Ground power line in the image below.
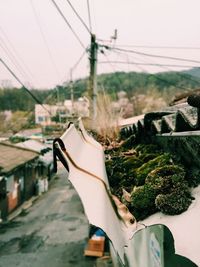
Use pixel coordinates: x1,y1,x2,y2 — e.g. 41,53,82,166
50,0,86,49
100,51,124,87
99,60,200,69
0,38,31,84
148,73,190,91
100,45,199,92
0,57,51,115
112,47,200,87
115,44,200,50
110,46,200,65
71,49,87,72
0,27,36,85
30,0,61,81
63,49,87,85
99,52,193,91
86,0,92,33
65,0,91,35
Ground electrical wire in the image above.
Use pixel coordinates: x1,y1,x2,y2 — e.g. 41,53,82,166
65,0,91,35
30,0,61,81
86,0,92,33
0,27,36,85
148,73,190,91
102,53,123,83
115,44,200,50
99,50,192,91
110,47,200,86
0,38,32,85
71,49,87,72
111,46,200,65
99,61,200,69
50,0,86,49
0,57,51,115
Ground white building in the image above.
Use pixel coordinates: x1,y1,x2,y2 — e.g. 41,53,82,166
35,98,89,126
35,104,57,125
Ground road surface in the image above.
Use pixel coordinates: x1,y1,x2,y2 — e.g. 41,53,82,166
0,163,96,267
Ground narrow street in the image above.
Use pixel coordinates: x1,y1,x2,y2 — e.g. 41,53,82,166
0,163,96,267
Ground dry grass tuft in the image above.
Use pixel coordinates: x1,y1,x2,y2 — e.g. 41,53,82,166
84,93,121,143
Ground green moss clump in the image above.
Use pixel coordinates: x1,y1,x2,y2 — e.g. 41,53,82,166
123,156,143,170
135,153,172,186
105,140,195,220
130,185,157,220
145,165,185,193
155,186,193,215
130,164,193,219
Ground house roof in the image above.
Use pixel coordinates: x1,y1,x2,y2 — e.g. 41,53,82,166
120,100,200,138
0,142,39,174
15,139,51,153
14,128,42,138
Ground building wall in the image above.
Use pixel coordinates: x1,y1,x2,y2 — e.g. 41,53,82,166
1,158,41,220
6,174,18,213
23,161,38,200
0,178,7,220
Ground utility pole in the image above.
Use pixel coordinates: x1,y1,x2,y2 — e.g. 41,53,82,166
56,86,61,123
70,68,74,116
88,34,98,124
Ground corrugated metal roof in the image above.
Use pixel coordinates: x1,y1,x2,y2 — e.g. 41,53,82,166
0,142,39,174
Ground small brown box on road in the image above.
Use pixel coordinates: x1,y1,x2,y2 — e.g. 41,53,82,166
84,237,105,257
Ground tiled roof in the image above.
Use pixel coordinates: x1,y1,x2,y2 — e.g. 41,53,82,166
0,143,39,174
120,97,200,139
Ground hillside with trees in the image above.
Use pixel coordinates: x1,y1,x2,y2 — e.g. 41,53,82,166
0,69,200,112
0,87,51,111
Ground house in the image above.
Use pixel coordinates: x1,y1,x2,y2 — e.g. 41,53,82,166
15,139,54,181
35,104,57,125
0,143,40,221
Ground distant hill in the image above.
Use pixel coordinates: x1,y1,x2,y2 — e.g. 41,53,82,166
66,70,200,99
183,67,200,79
1,70,200,111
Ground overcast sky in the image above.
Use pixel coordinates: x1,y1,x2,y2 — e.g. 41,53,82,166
0,0,200,89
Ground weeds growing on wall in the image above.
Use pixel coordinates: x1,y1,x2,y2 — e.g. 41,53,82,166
85,92,121,144
105,141,194,221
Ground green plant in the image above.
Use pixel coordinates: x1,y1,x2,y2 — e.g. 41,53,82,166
155,186,193,215
130,184,157,220
146,165,185,193
135,153,172,186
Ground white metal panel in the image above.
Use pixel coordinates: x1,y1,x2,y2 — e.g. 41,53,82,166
60,124,110,187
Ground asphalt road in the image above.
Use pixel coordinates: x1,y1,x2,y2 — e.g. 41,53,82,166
0,163,96,267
